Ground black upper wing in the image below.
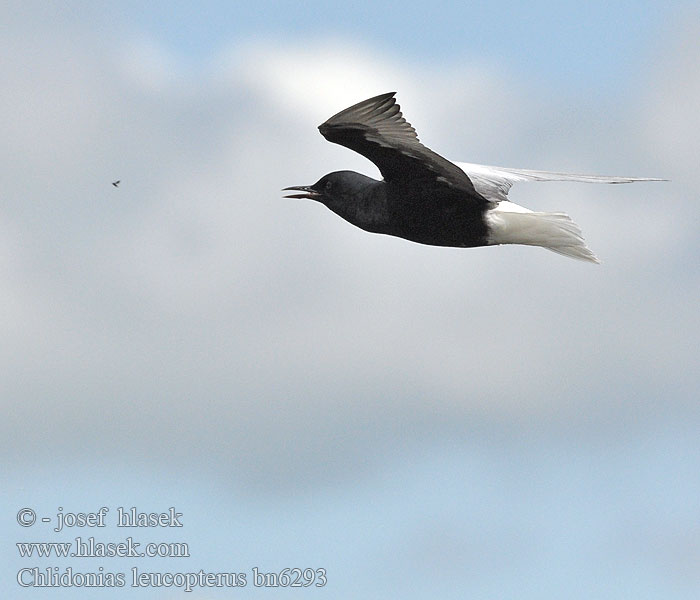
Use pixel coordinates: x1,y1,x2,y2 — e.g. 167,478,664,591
318,92,485,202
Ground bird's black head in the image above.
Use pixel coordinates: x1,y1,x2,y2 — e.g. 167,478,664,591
283,171,376,205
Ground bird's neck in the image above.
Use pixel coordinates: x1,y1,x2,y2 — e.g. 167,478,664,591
326,181,391,235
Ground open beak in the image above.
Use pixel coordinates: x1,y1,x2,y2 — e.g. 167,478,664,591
282,185,321,200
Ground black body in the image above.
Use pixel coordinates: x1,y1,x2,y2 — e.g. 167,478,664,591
284,92,493,248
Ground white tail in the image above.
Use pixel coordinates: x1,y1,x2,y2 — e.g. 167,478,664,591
485,202,599,263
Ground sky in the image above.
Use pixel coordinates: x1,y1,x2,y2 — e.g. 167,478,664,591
2,1,699,598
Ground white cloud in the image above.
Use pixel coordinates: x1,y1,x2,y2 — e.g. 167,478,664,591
0,27,697,489
642,13,700,177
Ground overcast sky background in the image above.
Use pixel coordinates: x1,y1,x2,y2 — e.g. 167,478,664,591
2,1,699,598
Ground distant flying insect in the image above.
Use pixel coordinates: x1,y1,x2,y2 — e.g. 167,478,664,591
112,180,120,187
284,92,664,263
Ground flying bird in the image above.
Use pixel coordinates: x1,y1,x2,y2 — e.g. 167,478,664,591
284,92,663,263
112,180,120,187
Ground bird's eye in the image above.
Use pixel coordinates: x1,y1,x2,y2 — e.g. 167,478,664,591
325,180,332,192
